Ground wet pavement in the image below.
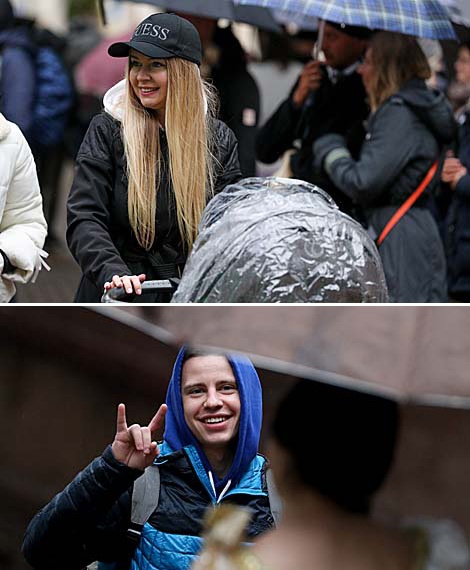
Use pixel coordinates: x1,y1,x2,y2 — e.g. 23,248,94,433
15,239,81,303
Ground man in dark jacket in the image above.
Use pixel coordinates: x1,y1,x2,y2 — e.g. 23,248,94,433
22,347,277,570
256,21,372,217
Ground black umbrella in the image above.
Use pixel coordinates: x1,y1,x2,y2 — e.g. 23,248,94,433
105,0,282,33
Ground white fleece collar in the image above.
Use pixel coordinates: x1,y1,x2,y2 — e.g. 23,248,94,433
103,79,126,122
0,113,12,140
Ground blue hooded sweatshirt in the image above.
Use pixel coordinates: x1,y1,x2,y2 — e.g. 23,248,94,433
163,345,263,493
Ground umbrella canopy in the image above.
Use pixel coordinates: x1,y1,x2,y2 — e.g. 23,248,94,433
110,0,282,33
439,0,470,26
234,0,457,39
156,305,470,407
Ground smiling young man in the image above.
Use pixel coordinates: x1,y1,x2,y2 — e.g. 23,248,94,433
22,347,276,570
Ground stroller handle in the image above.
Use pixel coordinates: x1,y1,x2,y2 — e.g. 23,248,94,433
100,278,180,304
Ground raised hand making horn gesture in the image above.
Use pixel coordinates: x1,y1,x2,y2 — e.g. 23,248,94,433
112,403,167,470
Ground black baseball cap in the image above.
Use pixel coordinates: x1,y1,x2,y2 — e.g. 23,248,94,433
108,12,202,66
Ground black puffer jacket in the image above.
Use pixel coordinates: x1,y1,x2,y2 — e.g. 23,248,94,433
66,108,242,303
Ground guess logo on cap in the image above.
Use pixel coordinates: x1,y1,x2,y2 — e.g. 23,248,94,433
133,22,171,41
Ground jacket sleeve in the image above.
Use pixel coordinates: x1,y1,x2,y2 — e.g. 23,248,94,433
66,113,132,290
213,121,243,195
0,123,47,284
313,104,424,207
1,47,36,141
22,446,142,570
455,172,470,200
255,90,303,165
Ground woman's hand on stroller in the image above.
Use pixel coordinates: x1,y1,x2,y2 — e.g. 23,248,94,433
111,403,168,470
103,273,146,296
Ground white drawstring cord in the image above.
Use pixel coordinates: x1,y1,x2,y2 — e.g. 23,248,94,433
208,471,232,504
208,471,217,499
217,479,232,504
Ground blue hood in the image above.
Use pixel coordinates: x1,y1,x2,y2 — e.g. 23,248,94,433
163,346,263,491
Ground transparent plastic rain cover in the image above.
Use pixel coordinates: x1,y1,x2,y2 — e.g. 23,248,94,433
172,177,389,303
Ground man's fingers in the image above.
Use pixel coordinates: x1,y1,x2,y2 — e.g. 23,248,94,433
129,424,144,451
141,426,152,453
148,403,168,433
116,403,128,433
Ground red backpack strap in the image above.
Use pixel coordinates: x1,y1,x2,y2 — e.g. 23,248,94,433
376,160,438,247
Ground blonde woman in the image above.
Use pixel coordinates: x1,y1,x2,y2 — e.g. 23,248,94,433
66,13,242,302
314,32,456,302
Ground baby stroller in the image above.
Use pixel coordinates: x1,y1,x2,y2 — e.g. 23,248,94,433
171,177,388,303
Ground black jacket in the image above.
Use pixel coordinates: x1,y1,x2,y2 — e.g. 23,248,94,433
255,66,368,216
66,111,242,302
210,26,260,178
445,109,470,298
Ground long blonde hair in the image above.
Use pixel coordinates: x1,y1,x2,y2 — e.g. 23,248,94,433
122,57,217,251
367,32,431,112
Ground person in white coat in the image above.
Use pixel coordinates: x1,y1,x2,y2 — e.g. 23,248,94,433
0,112,48,302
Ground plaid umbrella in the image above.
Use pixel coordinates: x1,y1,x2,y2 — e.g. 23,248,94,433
233,0,457,39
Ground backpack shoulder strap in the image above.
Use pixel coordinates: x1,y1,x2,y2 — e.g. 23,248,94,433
86,467,161,570
127,464,160,542
266,467,283,526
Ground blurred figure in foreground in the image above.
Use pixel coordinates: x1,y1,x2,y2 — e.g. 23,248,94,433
192,379,470,570
441,40,470,302
0,113,48,302
314,32,455,302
